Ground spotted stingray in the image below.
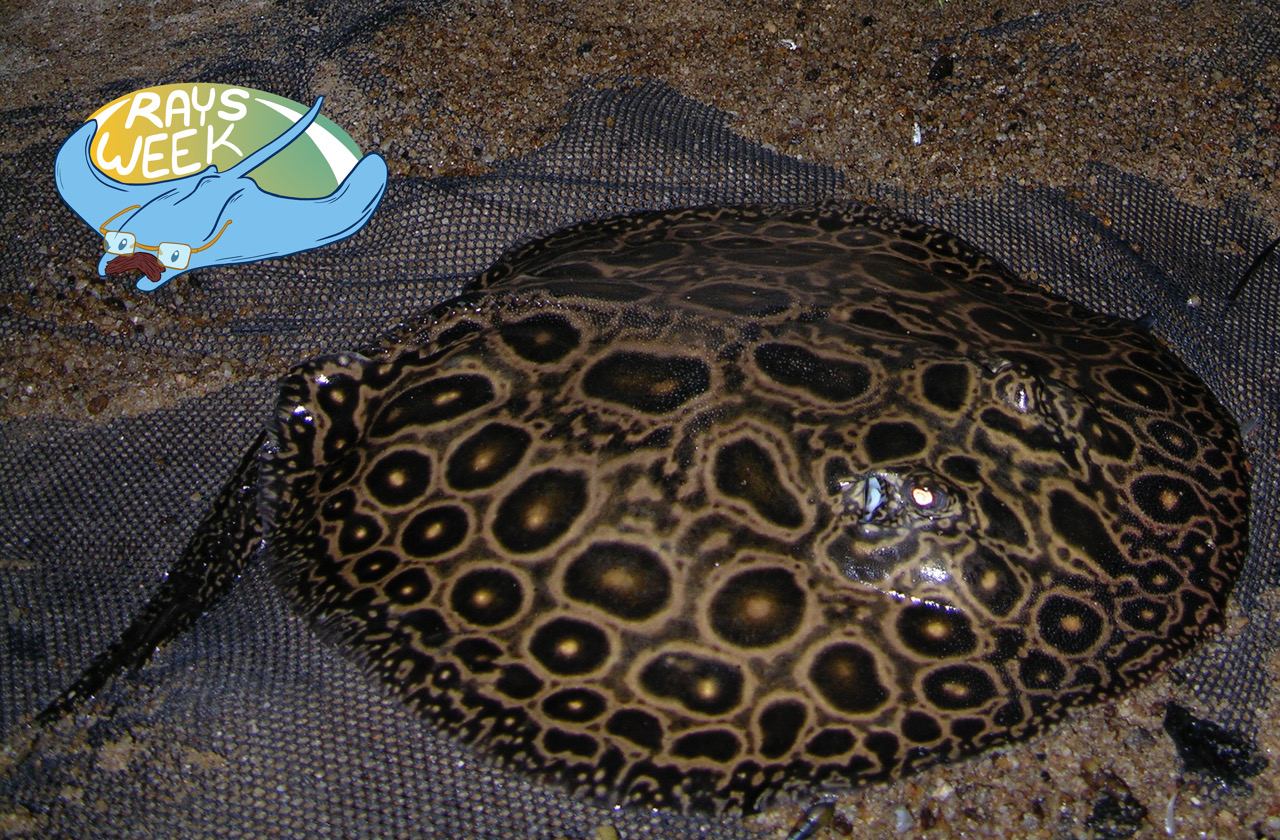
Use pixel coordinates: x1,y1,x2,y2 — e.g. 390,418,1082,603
39,201,1248,815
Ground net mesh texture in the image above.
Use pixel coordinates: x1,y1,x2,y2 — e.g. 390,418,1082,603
1,1,1277,838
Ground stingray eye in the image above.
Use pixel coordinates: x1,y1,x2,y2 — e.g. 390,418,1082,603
104,231,135,255
860,475,887,520
909,483,947,512
1008,383,1032,413
158,242,192,270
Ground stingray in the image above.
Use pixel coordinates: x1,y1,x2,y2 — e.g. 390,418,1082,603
24,201,1249,815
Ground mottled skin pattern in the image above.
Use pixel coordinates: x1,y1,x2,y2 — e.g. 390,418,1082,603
263,202,1247,814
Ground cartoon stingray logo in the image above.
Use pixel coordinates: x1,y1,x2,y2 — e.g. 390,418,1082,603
56,84,388,291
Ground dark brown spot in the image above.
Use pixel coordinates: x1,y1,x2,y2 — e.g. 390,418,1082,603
758,699,807,758
809,642,890,714
848,307,906,336
605,709,663,750
1037,594,1104,655
543,728,599,757
366,449,433,507
1048,490,1129,578
492,470,588,553
445,423,531,491
401,505,469,558
978,490,1028,546
1018,650,1066,691
383,567,432,605
320,489,355,521
1082,410,1137,461
542,688,608,723
714,438,804,529
1104,368,1170,411
969,305,1040,343
319,450,362,494
399,608,450,647
352,550,399,584
338,513,382,554
864,421,927,462
529,617,610,675
901,710,943,743
896,602,978,658
453,637,501,673
961,548,1024,617
888,240,931,262
941,455,982,483
499,313,581,363
1132,474,1205,525
1147,420,1198,459
951,718,988,742
1136,559,1184,594
687,281,792,316
564,542,671,621
862,252,947,292
582,351,710,414
922,664,998,710
605,238,686,266
495,663,543,700
835,226,886,247
863,729,900,773
710,567,806,647
1061,335,1115,357
806,728,855,758
639,651,744,716
753,343,872,402
450,567,525,627
371,374,495,437
671,730,741,762
1120,597,1169,632
921,362,971,412
314,373,361,421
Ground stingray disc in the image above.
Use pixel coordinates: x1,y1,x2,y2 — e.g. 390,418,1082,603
263,201,1249,813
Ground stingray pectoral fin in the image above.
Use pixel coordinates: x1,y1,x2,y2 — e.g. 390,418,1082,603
303,151,388,246
198,152,389,266
55,120,179,232
131,155,386,291
224,96,324,179
33,434,266,726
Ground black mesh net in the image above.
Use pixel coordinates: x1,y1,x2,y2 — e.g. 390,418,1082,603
2,1,1277,838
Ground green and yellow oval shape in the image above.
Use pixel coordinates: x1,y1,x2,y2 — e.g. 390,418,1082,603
89,84,364,198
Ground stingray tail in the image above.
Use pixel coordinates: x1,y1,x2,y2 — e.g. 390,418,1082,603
33,433,268,726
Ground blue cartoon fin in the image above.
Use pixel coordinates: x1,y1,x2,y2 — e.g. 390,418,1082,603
55,121,184,233
132,153,389,291
225,97,325,180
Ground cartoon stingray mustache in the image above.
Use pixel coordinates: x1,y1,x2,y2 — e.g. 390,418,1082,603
106,252,164,284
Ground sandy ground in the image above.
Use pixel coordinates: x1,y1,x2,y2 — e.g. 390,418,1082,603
3,0,1278,421
1,0,1277,838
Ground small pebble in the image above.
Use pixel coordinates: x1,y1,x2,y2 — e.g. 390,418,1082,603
927,53,954,81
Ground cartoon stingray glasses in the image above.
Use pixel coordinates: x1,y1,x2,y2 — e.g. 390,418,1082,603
99,205,232,270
